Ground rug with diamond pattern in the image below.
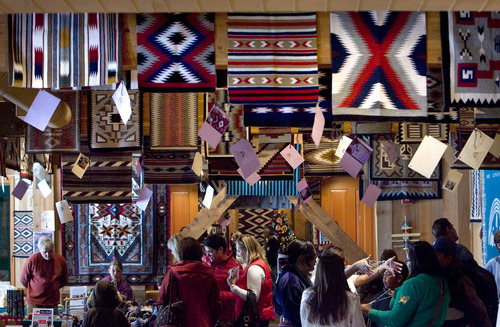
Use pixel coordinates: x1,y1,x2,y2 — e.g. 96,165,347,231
13,211,33,257
89,90,141,151
62,185,170,285
137,13,215,91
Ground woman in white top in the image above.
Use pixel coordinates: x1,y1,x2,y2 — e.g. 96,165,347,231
300,247,364,327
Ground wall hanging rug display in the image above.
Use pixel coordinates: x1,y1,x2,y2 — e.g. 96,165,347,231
398,123,448,143
330,11,427,120
146,92,200,150
61,139,133,203
62,190,169,284
142,136,200,184
238,209,276,244
243,68,332,127
89,90,141,151
370,134,441,180
26,91,80,153
227,13,319,105
441,12,500,108
302,133,345,177
137,13,215,91
368,179,442,200
205,89,245,157
450,107,500,169
9,13,119,88
426,67,458,122
13,211,33,257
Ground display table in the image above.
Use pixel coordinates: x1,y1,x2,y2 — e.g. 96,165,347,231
22,319,63,327
0,316,24,325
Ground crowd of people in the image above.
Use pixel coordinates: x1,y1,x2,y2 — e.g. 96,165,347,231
23,217,500,327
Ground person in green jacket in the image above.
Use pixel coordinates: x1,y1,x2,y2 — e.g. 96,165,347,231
361,241,450,327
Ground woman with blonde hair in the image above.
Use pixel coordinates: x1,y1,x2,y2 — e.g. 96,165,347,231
167,233,184,263
227,235,275,327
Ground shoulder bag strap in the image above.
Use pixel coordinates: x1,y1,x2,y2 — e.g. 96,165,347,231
247,290,260,323
428,279,444,327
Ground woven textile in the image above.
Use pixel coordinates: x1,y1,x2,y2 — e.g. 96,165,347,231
442,12,500,108
303,133,345,176
61,139,133,203
206,89,245,157
13,211,33,257
399,123,448,143
142,137,200,184
9,13,119,88
89,90,141,151
208,141,294,180
238,209,275,244
369,180,441,200
62,189,169,285
370,134,441,180
427,67,458,122
243,67,332,127
26,91,80,153
330,12,427,120
471,170,481,223
137,13,215,91
147,93,199,150
227,13,318,105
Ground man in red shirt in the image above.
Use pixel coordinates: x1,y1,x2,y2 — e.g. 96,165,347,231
21,236,68,315
203,234,242,327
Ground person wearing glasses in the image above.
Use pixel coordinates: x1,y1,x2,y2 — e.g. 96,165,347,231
274,239,315,327
362,241,450,327
300,248,364,326
227,235,276,327
203,234,243,327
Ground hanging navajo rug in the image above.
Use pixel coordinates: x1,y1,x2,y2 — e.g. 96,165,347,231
227,13,319,105
9,13,119,88
137,13,215,91
330,12,427,120
442,12,500,108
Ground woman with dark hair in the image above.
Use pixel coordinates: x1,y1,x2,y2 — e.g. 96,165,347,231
227,235,275,327
362,241,451,326
158,236,222,327
300,248,363,326
274,239,315,327
82,280,129,327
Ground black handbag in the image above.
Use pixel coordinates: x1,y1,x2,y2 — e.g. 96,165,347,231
235,290,260,327
155,271,185,327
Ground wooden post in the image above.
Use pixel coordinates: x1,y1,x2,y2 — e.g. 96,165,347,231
287,196,368,262
180,187,239,240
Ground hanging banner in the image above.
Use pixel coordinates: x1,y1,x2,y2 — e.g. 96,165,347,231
482,170,500,265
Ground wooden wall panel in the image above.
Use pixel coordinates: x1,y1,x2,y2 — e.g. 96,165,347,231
170,184,199,235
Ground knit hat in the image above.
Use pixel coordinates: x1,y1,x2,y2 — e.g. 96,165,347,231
432,237,458,257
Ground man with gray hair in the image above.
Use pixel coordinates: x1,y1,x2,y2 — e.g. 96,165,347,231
21,235,68,314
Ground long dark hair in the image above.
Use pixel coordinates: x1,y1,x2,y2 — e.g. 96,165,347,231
305,247,350,325
408,241,443,278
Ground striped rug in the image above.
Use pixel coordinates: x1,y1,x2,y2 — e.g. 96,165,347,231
146,93,199,150
9,13,119,88
61,139,133,203
227,13,318,105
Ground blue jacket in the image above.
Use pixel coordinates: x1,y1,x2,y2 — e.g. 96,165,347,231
274,264,312,327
